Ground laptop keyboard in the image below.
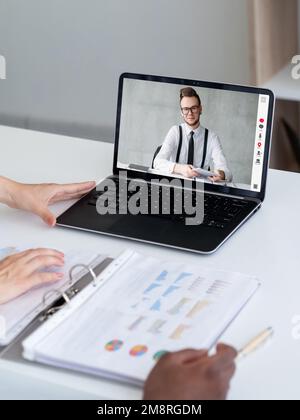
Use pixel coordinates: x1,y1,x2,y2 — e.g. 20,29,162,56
87,179,249,229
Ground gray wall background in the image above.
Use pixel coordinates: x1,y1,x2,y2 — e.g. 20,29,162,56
118,79,258,184
0,0,251,143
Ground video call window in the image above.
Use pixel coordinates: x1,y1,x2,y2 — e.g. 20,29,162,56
117,78,269,192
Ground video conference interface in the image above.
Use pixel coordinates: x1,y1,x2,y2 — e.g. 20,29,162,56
117,78,271,192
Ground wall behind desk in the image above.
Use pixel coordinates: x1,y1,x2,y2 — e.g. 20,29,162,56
0,0,250,143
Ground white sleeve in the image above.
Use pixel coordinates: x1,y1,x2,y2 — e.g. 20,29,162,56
210,133,233,182
153,126,179,174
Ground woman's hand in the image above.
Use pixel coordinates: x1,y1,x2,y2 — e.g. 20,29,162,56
1,177,95,226
0,248,65,304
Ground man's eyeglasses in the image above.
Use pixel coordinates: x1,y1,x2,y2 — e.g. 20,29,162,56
181,106,200,116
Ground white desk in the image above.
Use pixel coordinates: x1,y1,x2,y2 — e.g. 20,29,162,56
0,125,300,400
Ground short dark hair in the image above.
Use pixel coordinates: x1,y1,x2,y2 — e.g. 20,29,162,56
180,87,201,105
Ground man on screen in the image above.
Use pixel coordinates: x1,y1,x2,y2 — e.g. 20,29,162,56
153,87,232,182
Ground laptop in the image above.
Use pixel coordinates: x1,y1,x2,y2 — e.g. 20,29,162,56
57,73,274,254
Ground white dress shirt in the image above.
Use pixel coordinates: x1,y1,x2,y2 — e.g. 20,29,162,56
153,123,232,181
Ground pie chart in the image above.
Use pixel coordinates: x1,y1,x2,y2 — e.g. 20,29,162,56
105,339,123,352
129,345,148,357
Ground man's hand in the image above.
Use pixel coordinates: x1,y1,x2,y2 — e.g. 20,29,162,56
0,248,65,304
173,164,199,178
143,344,237,400
1,178,95,226
208,170,225,182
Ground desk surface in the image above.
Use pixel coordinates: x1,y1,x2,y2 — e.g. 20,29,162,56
1,125,300,400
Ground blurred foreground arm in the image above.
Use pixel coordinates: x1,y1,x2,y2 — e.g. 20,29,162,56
144,344,237,400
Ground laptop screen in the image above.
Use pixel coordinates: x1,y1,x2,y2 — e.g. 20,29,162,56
116,75,273,194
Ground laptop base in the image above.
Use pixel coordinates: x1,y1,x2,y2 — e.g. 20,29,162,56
57,186,260,254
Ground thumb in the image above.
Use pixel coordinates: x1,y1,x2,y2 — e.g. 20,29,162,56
216,343,237,357
35,206,56,226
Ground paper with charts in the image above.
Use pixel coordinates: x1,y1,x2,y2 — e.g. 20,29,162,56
22,249,260,385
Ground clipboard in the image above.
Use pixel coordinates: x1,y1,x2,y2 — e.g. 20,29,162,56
0,256,113,362
193,168,215,178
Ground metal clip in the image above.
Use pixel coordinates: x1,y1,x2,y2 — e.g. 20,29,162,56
39,289,71,322
69,263,97,288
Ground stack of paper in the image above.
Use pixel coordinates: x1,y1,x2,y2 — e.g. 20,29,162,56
22,249,260,385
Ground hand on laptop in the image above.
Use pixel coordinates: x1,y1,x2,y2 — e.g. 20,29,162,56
143,344,237,400
173,164,199,178
0,248,65,304
0,176,95,226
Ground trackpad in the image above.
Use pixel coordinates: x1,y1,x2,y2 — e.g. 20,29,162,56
111,214,169,241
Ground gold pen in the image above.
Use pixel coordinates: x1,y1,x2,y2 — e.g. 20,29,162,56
237,326,274,360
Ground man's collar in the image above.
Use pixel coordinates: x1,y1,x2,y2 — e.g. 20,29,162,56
184,122,203,135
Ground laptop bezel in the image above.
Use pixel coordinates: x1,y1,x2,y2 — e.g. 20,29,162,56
113,72,274,201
